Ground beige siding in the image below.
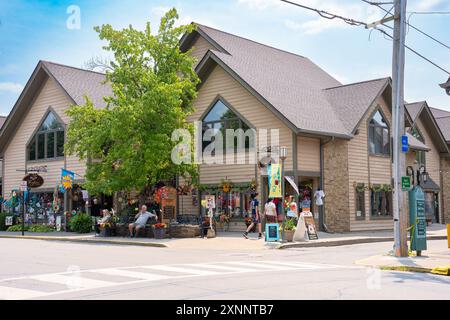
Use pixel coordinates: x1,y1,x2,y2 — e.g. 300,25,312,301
348,95,393,231
190,64,293,186
3,77,85,197
415,119,440,183
297,136,320,172
190,35,215,66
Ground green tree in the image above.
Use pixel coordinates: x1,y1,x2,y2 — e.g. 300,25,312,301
65,9,199,195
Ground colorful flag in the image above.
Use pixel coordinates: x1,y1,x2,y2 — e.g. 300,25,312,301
268,164,282,198
61,169,75,190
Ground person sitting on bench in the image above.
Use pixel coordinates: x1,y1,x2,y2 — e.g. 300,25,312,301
128,205,156,238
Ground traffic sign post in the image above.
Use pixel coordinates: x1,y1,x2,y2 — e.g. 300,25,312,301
20,181,27,236
402,176,411,191
401,135,409,153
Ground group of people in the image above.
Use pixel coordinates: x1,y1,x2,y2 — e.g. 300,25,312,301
243,191,324,240
94,205,158,238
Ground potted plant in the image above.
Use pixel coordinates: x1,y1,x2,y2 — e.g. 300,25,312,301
153,223,167,239
219,214,231,232
283,218,297,242
100,222,113,237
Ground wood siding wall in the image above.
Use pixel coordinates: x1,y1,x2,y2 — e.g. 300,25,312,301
297,136,320,173
3,77,86,198
189,64,294,188
190,35,215,67
348,95,393,231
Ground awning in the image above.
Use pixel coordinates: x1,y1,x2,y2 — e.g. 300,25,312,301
285,176,299,195
421,177,440,192
407,132,431,151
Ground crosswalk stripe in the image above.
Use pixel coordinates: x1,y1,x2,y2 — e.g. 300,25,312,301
184,263,254,273
141,265,220,276
30,274,113,289
0,286,44,300
258,261,333,269
222,261,303,270
93,269,172,281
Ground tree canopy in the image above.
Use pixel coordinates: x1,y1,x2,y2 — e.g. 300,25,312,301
65,9,199,195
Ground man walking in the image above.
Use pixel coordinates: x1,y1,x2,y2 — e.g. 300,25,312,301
243,193,262,240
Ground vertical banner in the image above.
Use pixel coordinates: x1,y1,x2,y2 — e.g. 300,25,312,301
268,164,282,198
61,169,75,191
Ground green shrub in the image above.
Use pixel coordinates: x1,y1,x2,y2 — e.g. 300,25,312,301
7,224,29,232
28,225,55,233
0,212,8,231
69,214,93,233
284,218,297,231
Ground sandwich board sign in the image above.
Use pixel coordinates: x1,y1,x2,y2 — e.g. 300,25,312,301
265,223,280,242
302,212,319,240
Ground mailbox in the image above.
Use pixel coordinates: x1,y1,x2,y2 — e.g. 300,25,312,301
408,186,427,254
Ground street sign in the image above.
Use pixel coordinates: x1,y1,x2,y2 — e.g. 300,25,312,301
402,135,409,153
402,176,411,191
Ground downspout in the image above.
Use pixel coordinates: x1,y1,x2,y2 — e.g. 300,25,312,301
320,136,334,232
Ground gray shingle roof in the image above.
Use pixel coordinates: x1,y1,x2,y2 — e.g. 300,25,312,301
196,24,390,137
0,116,6,129
42,61,112,109
430,106,450,142
405,101,425,123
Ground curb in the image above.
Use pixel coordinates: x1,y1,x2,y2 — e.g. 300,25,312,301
278,235,447,249
379,265,450,276
0,235,168,248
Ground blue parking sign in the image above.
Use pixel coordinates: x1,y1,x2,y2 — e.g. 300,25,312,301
402,135,409,153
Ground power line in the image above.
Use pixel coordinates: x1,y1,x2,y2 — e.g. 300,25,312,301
408,11,450,15
361,0,450,51
280,0,367,26
282,0,450,75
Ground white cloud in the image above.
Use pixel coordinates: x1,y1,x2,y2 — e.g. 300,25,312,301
411,0,444,11
0,82,23,94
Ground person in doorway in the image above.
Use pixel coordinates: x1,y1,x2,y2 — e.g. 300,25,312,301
314,188,325,207
243,193,262,240
128,205,156,238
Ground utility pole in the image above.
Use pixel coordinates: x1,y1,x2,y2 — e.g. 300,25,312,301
392,0,409,257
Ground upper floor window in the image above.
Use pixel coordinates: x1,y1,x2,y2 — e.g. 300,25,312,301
202,99,254,153
27,111,65,161
369,110,390,155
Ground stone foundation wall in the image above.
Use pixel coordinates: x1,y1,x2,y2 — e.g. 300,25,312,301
323,139,350,232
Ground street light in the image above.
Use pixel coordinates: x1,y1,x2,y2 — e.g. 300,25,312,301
279,146,288,243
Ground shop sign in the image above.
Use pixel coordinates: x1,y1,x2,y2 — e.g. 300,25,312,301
302,212,319,241
402,176,411,191
5,216,13,226
23,174,44,188
27,165,47,173
268,164,282,198
265,223,280,242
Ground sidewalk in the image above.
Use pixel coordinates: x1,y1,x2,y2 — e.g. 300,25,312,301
0,224,447,251
355,250,450,276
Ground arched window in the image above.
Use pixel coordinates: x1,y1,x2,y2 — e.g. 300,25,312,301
201,99,254,152
368,110,390,155
27,111,65,161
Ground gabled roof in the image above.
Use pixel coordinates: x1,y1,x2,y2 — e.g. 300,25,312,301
184,24,391,138
0,117,6,130
405,101,426,123
430,106,450,143
440,77,450,89
0,61,111,153
405,101,449,153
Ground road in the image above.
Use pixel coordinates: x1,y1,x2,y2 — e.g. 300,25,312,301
0,238,449,300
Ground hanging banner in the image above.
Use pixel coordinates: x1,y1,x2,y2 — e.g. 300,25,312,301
268,164,282,198
61,169,75,190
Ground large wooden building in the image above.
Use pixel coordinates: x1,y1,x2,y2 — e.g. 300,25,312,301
0,24,449,232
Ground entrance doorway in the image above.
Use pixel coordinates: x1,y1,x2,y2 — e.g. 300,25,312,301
424,192,439,223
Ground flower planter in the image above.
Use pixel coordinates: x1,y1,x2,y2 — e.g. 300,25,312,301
100,228,112,237
284,230,295,242
153,228,166,239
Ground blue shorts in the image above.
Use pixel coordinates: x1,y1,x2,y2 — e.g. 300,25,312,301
252,215,261,224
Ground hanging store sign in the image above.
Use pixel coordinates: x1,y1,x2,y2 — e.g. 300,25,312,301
23,174,44,188
27,165,48,173
268,164,282,198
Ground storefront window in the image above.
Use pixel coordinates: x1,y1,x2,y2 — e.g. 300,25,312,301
27,111,65,161
370,188,392,217
369,110,390,155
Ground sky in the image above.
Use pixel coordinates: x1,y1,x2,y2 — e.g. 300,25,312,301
0,0,449,116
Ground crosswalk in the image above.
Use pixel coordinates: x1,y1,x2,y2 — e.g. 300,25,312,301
0,260,351,300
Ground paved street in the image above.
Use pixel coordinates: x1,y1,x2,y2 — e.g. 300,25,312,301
0,238,449,300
